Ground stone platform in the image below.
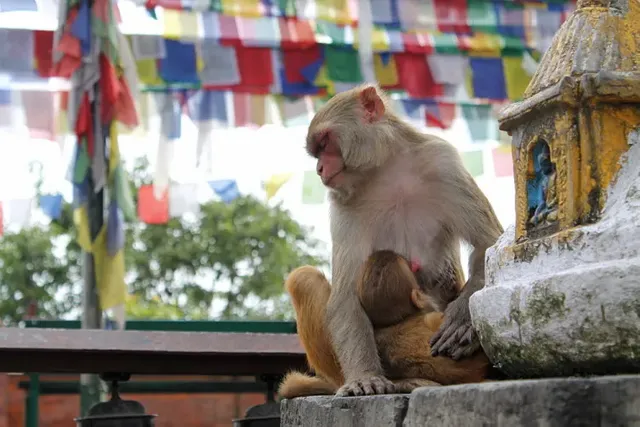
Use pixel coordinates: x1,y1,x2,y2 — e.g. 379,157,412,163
281,375,640,427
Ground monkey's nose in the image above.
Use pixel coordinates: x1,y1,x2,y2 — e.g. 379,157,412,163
316,163,323,175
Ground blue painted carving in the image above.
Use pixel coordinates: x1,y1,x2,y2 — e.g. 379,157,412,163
527,140,557,227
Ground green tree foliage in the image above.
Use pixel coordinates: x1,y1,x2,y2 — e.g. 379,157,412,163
0,160,327,325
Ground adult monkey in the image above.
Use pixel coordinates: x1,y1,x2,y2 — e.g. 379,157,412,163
283,84,503,397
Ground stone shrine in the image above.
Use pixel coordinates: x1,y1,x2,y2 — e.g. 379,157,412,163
469,0,640,378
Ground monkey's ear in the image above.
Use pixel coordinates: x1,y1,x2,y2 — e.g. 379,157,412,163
411,289,429,310
359,86,385,122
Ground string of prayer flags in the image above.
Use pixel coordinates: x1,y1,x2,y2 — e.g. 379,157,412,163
169,183,201,217
264,172,294,201
208,179,240,204
492,144,514,177
461,104,498,143
460,150,484,178
39,194,64,220
138,184,170,224
302,171,326,204
424,101,457,129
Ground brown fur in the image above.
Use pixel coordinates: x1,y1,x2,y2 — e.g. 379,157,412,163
278,261,490,399
287,84,503,397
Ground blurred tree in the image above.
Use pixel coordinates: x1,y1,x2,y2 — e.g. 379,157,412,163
0,159,327,325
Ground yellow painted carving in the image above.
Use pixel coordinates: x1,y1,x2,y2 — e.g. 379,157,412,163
508,0,640,242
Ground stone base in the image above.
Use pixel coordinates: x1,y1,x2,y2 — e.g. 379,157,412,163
470,130,640,378
281,375,640,427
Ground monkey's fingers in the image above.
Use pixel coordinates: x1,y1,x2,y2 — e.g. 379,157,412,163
450,328,480,360
429,321,457,355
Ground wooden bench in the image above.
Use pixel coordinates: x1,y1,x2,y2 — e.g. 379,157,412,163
16,320,305,427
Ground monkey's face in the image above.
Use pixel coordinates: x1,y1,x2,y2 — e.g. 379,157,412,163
306,85,394,196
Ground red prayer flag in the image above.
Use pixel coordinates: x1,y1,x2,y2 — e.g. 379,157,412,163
138,185,169,224
279,18,316,49
438,102,456,128
218,15,241,47
434,0,470,34
395,53,444,98
401,33,435,54
204,47,273,94
492,146,514,177
34,31,54,77
283,46,322,83
233,93,250,127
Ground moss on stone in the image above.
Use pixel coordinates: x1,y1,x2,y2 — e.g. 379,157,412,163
526,284,569,327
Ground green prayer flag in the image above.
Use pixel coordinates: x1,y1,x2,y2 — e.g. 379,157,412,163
433,33,461,55
467,0,498,34
324,46,363,83
114,165,136,221
461,104,498,143
277,0,297,17
502,36,525,56
460,150,484,177
302,171,326,204
73,141,90,184
315,21,350,46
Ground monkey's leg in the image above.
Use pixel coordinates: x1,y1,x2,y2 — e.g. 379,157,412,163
283,266,344,387
393,378,442,393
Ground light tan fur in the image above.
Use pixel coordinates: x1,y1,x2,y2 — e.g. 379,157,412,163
289,84,503,397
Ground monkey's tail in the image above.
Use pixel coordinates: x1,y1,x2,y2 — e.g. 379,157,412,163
278,371,338,399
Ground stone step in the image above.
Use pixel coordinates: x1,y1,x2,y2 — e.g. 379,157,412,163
281,375,640,427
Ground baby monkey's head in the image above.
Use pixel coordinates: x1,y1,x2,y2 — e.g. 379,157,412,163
357,250,434,328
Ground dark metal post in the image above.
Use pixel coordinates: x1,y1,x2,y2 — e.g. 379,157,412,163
79,96,106,416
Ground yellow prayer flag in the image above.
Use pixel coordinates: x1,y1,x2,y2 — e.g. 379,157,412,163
464,68,475,98
354,28,390,52
374,54,399,87
55,108,69,135
162,9,182,39
221,0,262,17
92,226,127,310
73,206,92,252
136,59,164,86
265,173,294,200
181,11,201,40
503,56,532,100
316,0,351,25
466,33,503,58
250,95,267,126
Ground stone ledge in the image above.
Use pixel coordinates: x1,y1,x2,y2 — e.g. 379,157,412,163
281,375,640,427
281,395,409,427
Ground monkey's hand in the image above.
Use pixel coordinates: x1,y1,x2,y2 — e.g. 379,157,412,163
335,375,396,397
429,295,480,360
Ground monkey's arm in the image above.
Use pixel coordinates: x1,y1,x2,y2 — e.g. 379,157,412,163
326,245,395,396
430,161,503,360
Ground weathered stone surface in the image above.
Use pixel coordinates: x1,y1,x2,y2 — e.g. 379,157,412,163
280,395,409,427
280,375,640,427
404,376,640,427
470,129,640,377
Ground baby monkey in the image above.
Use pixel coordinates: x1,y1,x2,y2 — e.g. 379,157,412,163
357,250,490,389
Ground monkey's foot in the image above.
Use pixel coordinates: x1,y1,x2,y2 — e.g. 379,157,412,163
335,375,395,397
393,378,441,393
